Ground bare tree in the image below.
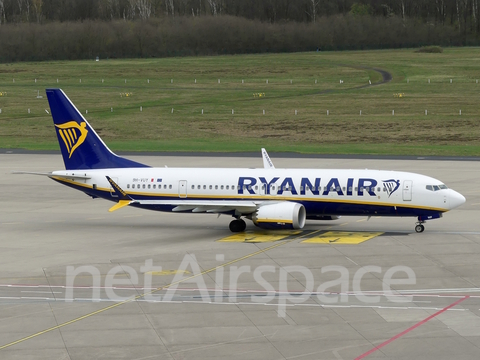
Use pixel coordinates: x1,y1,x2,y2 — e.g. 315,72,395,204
435,0,446,24
32,0,42,22
207,0,217,15
166,0,174,16
100,0,119,20
126,0,135,19
137,0,151,19
473,0,478,32
309,0,319,23
0,0,5,24
16,0,23,20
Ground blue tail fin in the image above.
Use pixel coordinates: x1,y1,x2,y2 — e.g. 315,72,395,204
46,89,149,170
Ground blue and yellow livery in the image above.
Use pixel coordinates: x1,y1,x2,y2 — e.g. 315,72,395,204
13,89,466,234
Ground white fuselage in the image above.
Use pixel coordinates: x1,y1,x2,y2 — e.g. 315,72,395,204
51,167,465,218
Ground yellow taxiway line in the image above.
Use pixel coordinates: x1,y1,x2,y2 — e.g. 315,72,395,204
0,231,318,351
301,231,383,244
217,230,302,243
217,230,383,245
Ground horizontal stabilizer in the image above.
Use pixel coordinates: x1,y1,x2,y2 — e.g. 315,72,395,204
12,171,91,180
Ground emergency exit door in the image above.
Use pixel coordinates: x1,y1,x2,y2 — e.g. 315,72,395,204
179,180,187,198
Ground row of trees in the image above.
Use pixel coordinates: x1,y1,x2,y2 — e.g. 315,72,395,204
0,15,467,62
0,0,478,29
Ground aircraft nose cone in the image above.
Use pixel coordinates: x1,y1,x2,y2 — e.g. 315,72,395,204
449,190,466,210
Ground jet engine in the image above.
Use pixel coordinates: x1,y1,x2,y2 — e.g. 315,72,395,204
252,202,306,230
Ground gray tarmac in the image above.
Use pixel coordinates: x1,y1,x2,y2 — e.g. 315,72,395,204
1,153,480,360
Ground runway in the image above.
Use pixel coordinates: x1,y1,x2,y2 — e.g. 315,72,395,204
1,153,480,359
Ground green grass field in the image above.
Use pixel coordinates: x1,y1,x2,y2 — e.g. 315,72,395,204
1,48,480,156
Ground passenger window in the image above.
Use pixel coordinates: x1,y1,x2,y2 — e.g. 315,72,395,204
348,187,352,192
148,184,151,189
169,185,172,189
215,185,218,190
226,185,229,190
142,184,145,189
209,185,212,190
197,185,201,189
221,185,224,190
203,185,206,189
255,185,258,190
137,184,140,189
153,184,156,189
191,185,194,189
248,185,252,190
127,184,130,189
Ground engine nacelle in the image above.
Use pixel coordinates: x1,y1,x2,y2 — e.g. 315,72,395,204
253,202,306,230
306,215,341,221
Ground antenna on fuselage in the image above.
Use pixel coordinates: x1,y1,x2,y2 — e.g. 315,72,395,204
261,148,275,169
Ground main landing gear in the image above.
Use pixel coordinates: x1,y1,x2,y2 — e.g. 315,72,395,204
229,218,246,233
415,221,425,233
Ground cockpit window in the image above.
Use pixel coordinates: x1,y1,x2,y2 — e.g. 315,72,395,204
426,184,448,191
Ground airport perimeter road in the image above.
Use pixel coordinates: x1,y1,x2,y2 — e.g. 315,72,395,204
1,154,480,360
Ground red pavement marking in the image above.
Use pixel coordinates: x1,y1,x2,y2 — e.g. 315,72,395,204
355,295,470,360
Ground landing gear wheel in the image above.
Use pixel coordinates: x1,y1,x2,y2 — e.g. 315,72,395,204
415,224,425,233
229,219,246,233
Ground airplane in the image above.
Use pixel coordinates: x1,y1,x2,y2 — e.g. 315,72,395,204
14,89,466,233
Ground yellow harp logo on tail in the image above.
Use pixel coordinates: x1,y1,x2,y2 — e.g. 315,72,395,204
55,121,88,158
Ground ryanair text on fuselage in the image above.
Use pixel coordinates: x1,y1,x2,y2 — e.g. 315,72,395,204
237,177,400,197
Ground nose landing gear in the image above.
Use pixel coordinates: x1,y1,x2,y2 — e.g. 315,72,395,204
415,213,442,233
415,222,425,233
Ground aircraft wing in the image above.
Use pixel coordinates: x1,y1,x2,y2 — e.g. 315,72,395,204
105,176,259,214
132,199,258,214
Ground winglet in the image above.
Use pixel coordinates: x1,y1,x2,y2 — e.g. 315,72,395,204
261,148,275,169
109,200,132,212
